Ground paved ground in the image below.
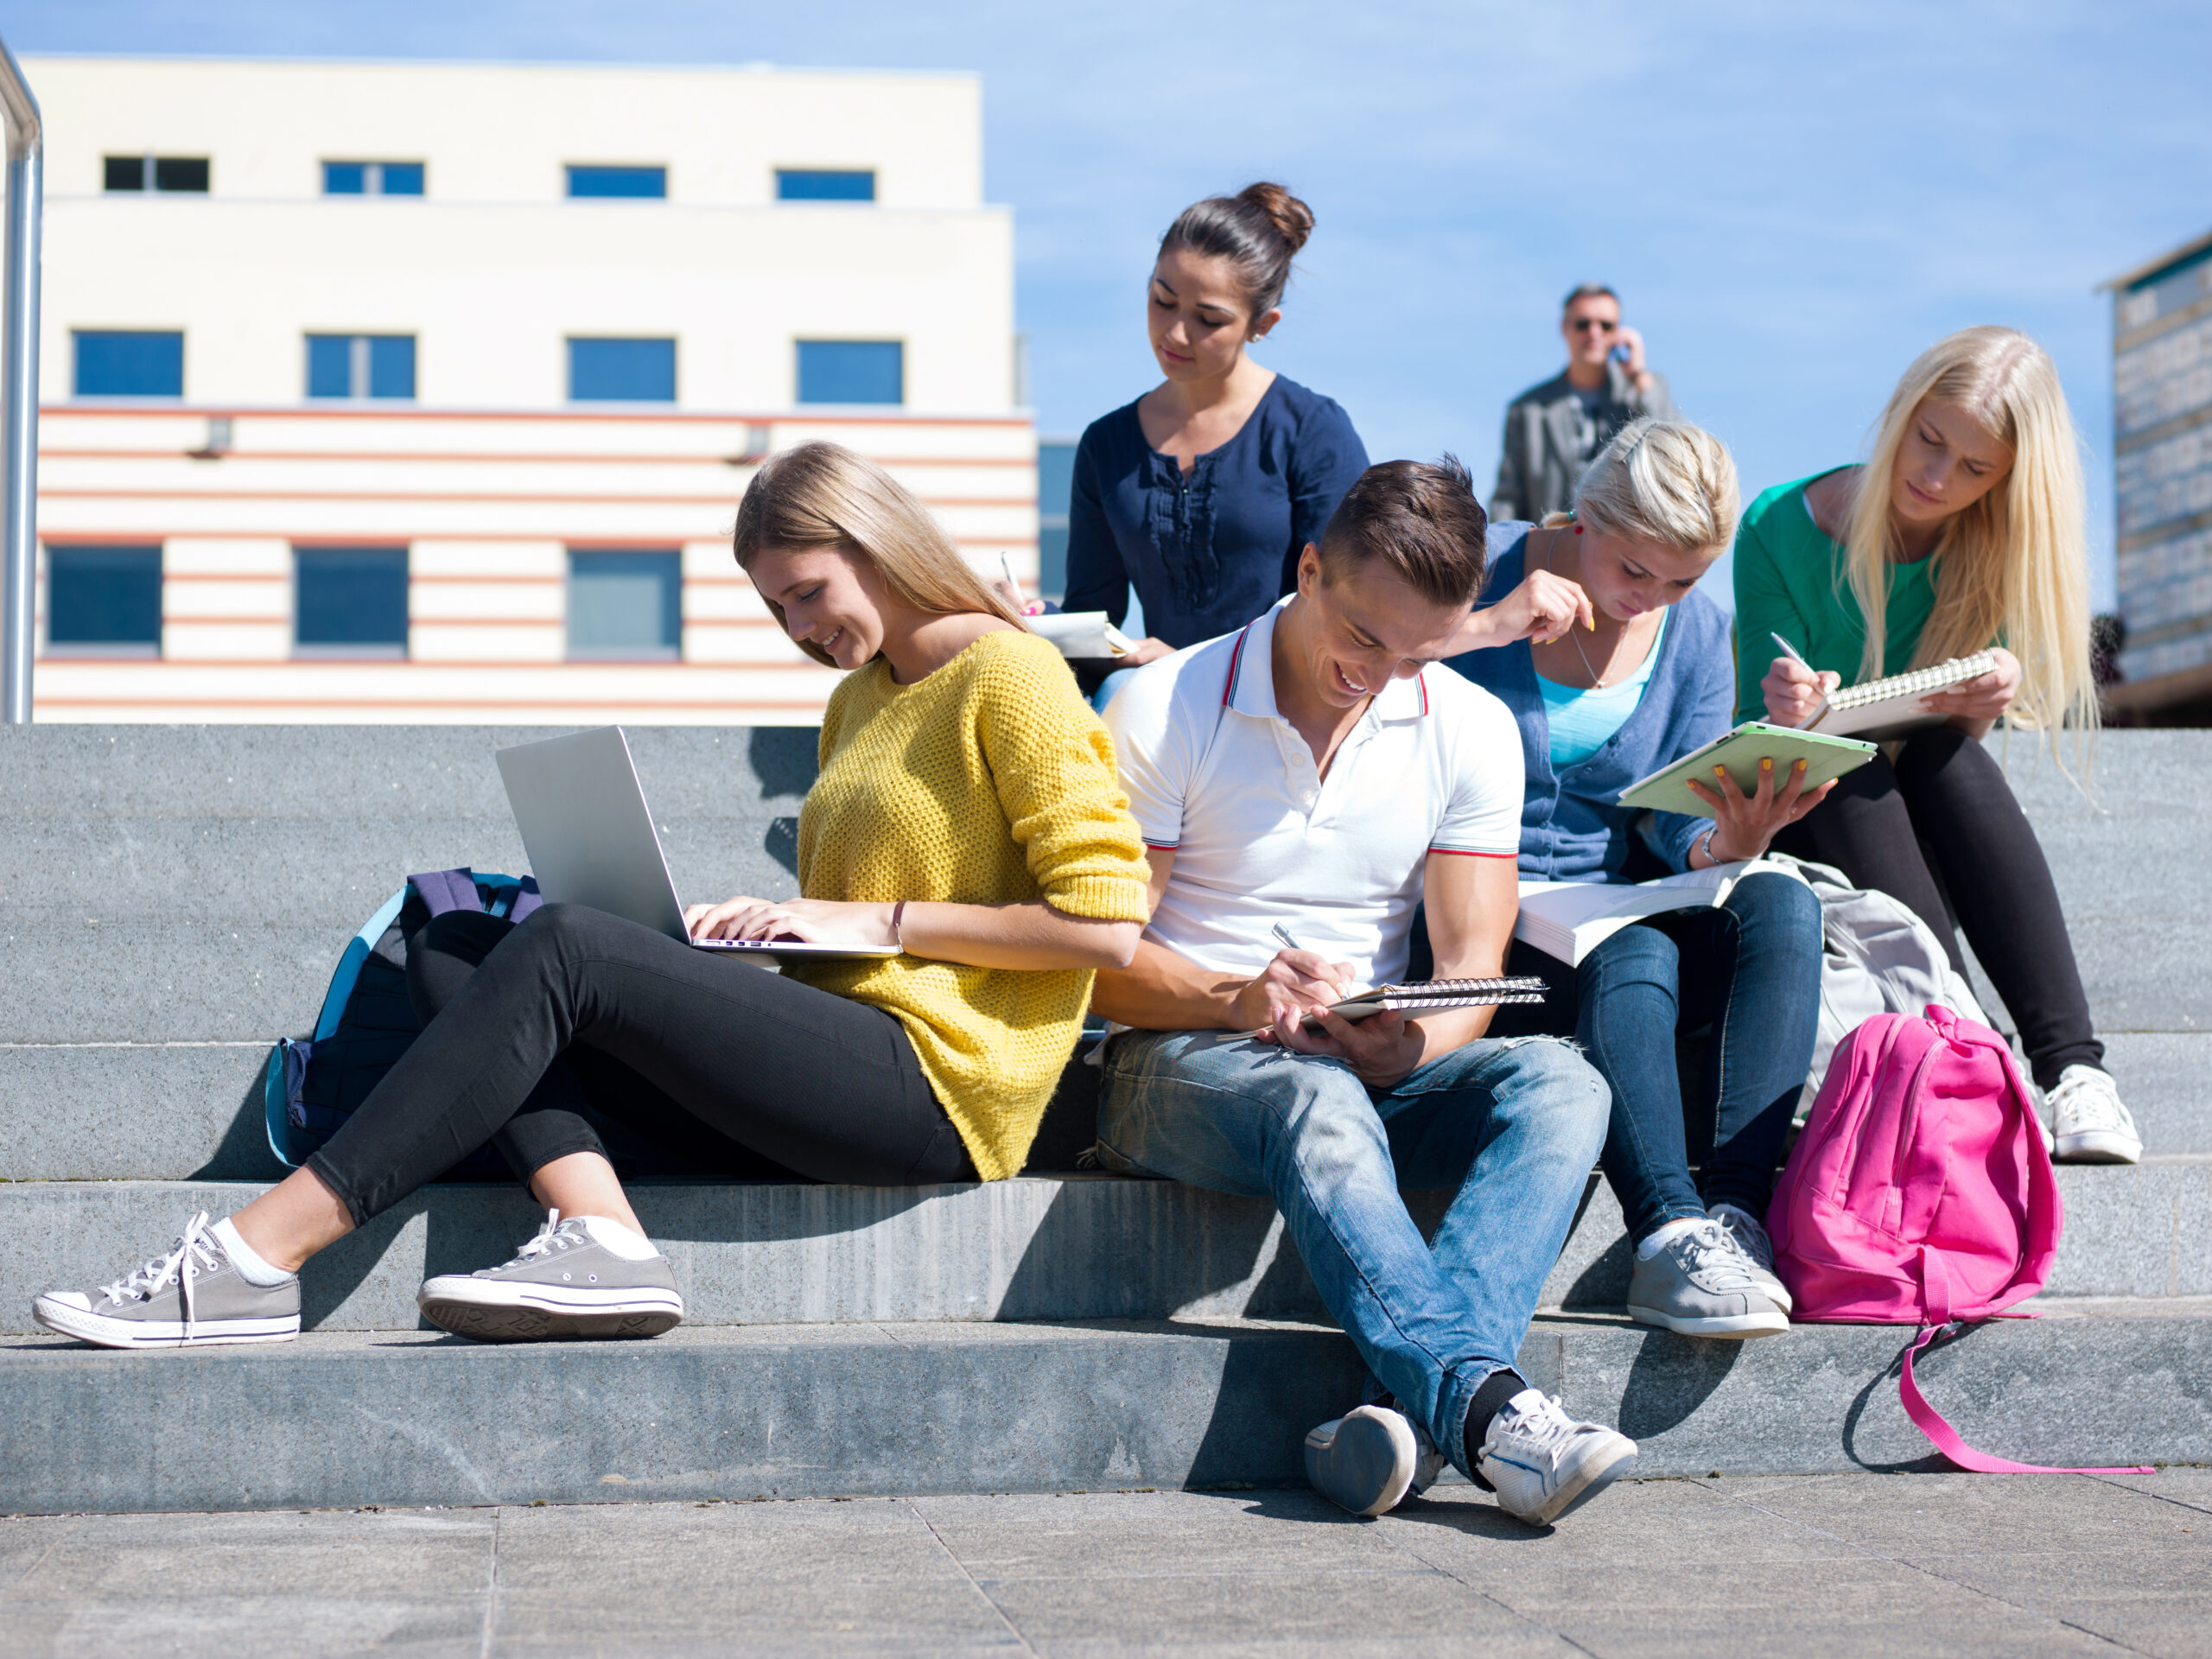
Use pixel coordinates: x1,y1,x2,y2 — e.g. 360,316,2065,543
3,1471,2208,1657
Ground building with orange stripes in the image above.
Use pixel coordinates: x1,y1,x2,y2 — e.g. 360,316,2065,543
26,55,1034,723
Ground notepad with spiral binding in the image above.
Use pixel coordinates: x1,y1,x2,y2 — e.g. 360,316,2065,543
1304,975,1548,1027
1809,652,1999,738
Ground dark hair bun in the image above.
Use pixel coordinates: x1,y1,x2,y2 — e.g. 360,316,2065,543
1158,181,1315,321
1235,181,1314,258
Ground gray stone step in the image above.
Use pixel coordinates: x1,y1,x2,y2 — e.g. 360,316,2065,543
0,727,2199,1045
3,1300,2203,1516
0,726,812,1046
6,1162,2206,1337
7,1029,2206,1185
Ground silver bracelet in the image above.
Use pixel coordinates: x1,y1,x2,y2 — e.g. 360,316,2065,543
1695,823,1721,867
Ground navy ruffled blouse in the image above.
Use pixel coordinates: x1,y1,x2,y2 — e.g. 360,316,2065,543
1063,375,1369,650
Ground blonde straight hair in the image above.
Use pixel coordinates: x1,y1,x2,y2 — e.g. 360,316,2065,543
1842,327,2094,739
1542,416,1741,555
731,440,1026,668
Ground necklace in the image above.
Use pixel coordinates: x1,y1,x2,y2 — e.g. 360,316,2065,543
1544,528,1623,689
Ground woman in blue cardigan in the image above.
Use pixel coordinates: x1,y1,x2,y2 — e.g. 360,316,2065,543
1446,419,1829,1341
1064,182,1368,677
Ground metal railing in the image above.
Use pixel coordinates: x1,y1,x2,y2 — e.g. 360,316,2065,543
0,34,39,725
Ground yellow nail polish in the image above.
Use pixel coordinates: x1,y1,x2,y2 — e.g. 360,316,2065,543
1759,758,1772,772
1714,766,1726,778
1796,759,1808,771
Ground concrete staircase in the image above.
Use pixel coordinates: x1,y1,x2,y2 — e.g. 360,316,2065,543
3,726,2207,1515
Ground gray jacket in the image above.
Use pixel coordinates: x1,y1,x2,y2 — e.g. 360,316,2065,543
1489,359,1677,523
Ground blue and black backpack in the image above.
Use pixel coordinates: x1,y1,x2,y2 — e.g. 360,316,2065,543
263,868,541,1176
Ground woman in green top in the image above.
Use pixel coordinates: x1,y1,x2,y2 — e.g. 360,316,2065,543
1733,325,2140,1165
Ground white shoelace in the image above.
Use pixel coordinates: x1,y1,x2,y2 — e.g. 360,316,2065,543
1709,1205,1777,1274
1671,1220,1759,1292
492,1209,590,1271
1493,1394,1580,1459
100,1210,220,1341
2049,1070,2135,1135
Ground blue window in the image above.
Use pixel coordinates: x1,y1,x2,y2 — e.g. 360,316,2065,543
569,338,676,403
796,340,902,405
569,551,681,659
776,169,875,202
73,331,183,397
47,546,162,654
306,334,416,399
1037,440,1077,601
296,548,409,656
567,166,666,199
104,156,208,193
323,161,424,196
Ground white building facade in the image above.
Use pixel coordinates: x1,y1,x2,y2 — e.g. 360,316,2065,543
25,55,1033,722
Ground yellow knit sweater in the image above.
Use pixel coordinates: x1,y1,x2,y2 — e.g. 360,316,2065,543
783,629,1153,1180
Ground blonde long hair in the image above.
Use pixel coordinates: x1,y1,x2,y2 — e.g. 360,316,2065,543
1542,416,1741,555
731,441,1026,668
1842,327,2094,738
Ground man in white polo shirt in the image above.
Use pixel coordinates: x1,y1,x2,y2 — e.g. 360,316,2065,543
1091,458,1635,1528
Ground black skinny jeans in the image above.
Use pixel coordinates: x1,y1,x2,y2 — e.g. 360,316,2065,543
307,904,976,1225
1770,724,2101,1090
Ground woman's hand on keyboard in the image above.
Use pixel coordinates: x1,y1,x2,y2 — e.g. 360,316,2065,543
685,896,895,948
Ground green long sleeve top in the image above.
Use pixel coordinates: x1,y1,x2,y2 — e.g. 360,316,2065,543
1732,468,1941,723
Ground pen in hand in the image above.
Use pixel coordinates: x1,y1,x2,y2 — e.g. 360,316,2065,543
1770,631,1830,731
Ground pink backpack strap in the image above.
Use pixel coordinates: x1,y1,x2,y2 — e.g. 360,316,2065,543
1898,1325,2152,1474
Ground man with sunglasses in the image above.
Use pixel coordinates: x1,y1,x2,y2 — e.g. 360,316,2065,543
1490,283,1676,523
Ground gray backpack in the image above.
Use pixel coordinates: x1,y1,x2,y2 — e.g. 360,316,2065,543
1762,854,1989,1119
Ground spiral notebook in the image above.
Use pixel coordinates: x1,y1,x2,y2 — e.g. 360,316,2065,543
1807,652,1999,739
1304,976,1547,1028
1027,611,1139,661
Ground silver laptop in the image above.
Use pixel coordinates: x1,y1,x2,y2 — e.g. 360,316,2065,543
494,726,899,960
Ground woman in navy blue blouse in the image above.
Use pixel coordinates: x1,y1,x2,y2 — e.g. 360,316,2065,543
1065,183,1369,670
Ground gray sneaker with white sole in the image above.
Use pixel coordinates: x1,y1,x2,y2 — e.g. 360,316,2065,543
1627,1218,1789,1338
1707,1202,1793,1317
33,1211,301,1349
417,1210,684,1342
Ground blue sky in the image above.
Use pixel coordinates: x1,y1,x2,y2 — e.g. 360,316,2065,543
13,1,2211,608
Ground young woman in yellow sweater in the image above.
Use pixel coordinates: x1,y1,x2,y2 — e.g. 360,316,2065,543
34,442,1155,1351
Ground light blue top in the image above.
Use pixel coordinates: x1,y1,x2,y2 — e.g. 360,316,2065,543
1536,608,1669,770
1443,524,1735,882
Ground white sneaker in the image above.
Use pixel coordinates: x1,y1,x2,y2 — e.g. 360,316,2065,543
2046,1065,2141,1164
1304,1405,1420,1516
1707,1203,1793,1317
1476,1389,1637,1527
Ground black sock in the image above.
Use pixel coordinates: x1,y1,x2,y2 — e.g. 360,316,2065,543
1463,1369,1531,1481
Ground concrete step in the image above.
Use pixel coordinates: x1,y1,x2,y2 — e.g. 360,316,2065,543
3,1300,2205,1516
6,1028,2208,1184
0,728,2199,1046
0,725,809,1046
6,1162,2208,1337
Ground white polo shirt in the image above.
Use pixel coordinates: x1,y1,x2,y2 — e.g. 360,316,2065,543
1103,596,1524,988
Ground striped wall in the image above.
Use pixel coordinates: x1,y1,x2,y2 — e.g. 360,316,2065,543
32,404,1039,723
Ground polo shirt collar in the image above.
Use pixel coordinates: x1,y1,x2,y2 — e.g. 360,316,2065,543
1225,597,1431,724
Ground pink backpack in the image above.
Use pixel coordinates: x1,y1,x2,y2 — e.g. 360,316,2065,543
1767,1003,2147,1474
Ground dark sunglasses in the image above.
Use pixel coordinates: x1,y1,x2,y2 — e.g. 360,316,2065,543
1569,318,1619,334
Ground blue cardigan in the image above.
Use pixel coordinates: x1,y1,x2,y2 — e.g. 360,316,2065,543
1063,375,1368,650
1443,524,1736,882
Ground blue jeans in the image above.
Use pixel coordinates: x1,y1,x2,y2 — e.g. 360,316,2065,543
1494,870,1824,1245
1094,1030,1609,1478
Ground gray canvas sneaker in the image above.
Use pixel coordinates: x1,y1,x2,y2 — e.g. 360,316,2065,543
417,1210,684,1342
1707,1202,1793,1316
33,1211,301,1349
1627,1217,1788,1338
